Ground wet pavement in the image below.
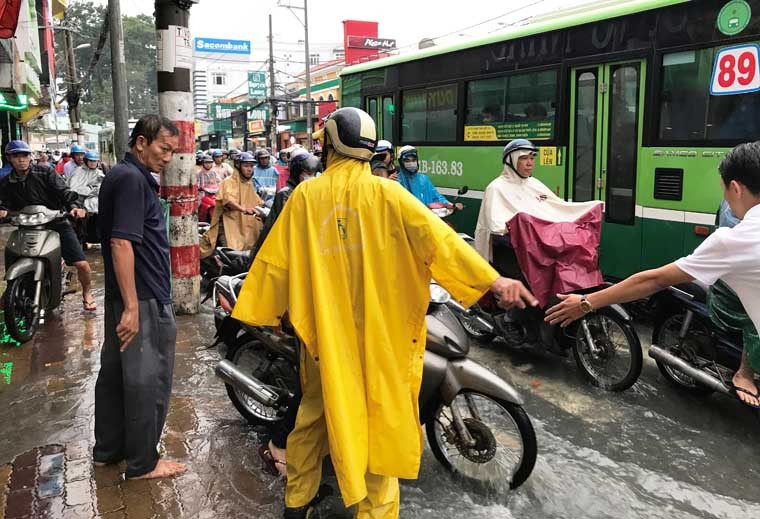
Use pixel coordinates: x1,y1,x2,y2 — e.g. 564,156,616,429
0,224,759,518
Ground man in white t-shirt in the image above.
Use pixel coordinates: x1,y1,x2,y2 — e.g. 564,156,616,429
546,142,760,407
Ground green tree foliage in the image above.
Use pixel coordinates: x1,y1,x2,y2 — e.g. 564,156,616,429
56,1,158,125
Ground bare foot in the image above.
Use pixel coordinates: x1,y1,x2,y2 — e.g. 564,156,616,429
268,440,287,478
129,459,187,480
732,370,759,406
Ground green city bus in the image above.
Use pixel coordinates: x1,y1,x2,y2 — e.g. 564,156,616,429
340,0,760,279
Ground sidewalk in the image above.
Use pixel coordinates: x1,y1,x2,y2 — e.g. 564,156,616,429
0,244,284,518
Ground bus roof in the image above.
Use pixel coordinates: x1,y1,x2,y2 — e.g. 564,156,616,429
341,0,688,76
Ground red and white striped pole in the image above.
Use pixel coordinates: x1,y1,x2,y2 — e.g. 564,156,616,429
155,0,199,314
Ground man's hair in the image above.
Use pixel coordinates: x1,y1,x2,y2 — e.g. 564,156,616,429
128,114,180,148
719,141,760,195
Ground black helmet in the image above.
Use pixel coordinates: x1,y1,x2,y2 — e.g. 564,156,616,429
312,107,376,162
289,151,321,180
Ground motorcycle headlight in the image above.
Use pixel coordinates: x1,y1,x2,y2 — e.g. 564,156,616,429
429,283,451,304
18,212,45,225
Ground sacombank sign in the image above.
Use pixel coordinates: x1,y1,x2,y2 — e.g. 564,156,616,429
195,38,251,55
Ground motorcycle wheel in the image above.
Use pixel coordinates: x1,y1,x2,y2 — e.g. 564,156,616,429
652,314,715,396
456,308,496,343
224,338,296,426
2,273,41,344
572,309,642,392
426,391,537,490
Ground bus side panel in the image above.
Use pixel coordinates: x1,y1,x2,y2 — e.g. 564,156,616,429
599,219,642,279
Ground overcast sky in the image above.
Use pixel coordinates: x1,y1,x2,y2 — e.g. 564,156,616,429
88,0,595,75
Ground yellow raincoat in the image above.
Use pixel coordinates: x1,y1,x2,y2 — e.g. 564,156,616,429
232,154,499,507
200,169,263,257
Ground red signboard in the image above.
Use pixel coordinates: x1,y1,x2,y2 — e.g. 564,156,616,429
0,0,23,39
343,20,379,65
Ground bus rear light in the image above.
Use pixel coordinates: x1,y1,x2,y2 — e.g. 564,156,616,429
694,226,710,236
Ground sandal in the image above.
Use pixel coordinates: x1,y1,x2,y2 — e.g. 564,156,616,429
83,299,97,312
730,382,760,409
258,445,287,479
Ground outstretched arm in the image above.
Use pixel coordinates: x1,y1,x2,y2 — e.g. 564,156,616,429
545,263,693,327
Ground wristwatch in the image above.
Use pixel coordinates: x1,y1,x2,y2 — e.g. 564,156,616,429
580,297,594,314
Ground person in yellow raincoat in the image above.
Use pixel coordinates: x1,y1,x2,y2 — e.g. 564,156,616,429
200,151,263,257
231,108,537,519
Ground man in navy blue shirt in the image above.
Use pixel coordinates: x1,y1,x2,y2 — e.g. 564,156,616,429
93,115,187,480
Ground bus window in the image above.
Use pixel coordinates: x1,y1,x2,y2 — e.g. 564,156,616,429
465,69,557,142
401,84,457,142
658,46,760,143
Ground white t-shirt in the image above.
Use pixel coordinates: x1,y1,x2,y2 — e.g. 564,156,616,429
675,204,760,331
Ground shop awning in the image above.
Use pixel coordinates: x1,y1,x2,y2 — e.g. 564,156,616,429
0,0,24,39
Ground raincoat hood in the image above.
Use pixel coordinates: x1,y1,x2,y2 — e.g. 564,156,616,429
474,165,602,261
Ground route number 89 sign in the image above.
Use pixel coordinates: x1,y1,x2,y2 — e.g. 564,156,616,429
710,44,760,95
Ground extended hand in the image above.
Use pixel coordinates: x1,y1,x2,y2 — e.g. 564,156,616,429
490,277,538,310
545,294,584,328
389,172,399,181
117,306,140,351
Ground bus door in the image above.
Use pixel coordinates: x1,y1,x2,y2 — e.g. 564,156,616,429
364,94,396,142
568,60,645,277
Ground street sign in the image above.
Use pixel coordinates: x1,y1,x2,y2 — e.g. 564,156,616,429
247,106,270,121
248,72,267,99
194,38,251,55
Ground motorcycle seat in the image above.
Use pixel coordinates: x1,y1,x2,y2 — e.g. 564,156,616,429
671,282,708,304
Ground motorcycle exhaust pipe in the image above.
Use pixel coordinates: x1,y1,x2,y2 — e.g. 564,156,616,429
215,359,282,407
648,346,731,394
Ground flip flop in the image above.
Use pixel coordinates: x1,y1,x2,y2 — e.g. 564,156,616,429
730,382,760,409
82,299,97,312
258,445,287,479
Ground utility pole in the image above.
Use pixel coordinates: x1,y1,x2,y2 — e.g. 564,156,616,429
155,0,199,314
268,14,277,152
108,0,129,159
63,28,83,145
304,0,312,150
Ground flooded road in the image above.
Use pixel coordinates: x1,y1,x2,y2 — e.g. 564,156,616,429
0,225,759,518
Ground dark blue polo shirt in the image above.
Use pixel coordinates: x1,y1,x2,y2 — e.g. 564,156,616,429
99,153,172,304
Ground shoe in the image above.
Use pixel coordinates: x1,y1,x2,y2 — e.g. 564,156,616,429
283,485,333,519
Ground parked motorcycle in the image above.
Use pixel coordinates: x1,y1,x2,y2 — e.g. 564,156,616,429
213,275,538,489
2,206,76,343
649,282,748,401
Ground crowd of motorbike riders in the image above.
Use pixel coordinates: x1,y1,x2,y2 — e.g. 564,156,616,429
2,105,760,518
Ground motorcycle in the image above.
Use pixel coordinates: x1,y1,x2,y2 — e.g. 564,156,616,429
2,206,76,343
213,274,538,489
649,282,749,401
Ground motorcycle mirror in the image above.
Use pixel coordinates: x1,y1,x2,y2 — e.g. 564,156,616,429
457,186,469,196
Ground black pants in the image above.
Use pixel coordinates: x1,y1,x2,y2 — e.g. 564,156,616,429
94,298,177,477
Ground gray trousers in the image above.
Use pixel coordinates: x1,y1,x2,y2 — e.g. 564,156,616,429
93,298,177,478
